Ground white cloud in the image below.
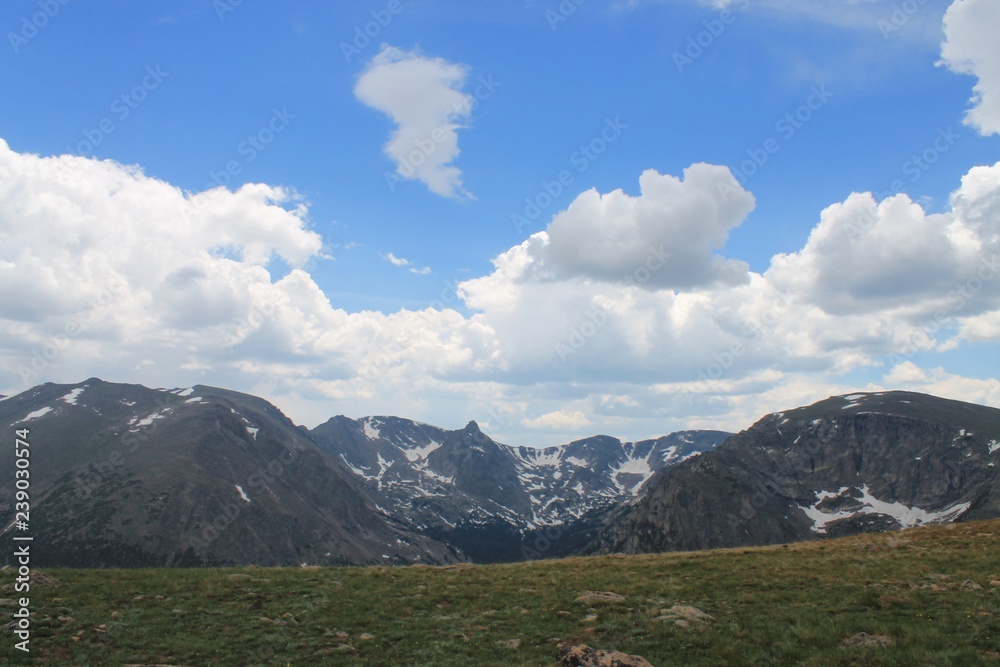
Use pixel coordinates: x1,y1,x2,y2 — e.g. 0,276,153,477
542,165,755,289
355,45,476,199
385,252,409,267
765,191,982,316
941,0,1000,136
0,140,494,424
883,361,929,384
383,252,431,275
523,409,591,430
882,362,1000,407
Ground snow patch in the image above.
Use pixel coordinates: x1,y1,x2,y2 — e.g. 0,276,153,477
416,463,455,485
185,396,203,403
988,440,999,455
799,485,970,534
133,410,169,430
402,439,441,462
175,388,194,397
842,393,865,401
565,456,588,468
19,406,53,422
61,387,85,405
362,417,381,440
235,484,251,503
246,427,259,439
340,455,377,482
611,450,656,495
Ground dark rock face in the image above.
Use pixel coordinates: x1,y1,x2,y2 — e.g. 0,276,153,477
0,379,459,567
594,391,1000,555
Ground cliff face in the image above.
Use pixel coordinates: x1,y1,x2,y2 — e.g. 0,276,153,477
595,391,1000,554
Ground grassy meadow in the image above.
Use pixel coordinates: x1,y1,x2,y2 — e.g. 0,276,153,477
2,519,999,666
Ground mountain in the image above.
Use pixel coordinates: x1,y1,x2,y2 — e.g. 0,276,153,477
594,391,1000,555
309,414,727,562
0,379,461,567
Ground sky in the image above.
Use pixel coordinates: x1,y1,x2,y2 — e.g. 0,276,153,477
0,0,999,447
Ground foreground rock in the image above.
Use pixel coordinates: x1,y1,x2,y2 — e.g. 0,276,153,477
840,632,893,648
575,591,626,604
559,643,654,667
654,604,714,628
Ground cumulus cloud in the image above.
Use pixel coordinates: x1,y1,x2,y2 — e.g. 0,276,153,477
941,0,1000,136
355,45,476,199
2,133,1000,445
542,165,755,289
0,140,495,426
765,191,982,315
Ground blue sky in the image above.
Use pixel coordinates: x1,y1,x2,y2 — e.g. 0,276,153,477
1,0,999,445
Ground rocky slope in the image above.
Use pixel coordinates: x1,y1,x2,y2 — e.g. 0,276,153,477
0,379,460,567
594,391,1000,555
309,415,727,562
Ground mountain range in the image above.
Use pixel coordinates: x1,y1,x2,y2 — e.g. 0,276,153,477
2,379,998,567
0,378,724,566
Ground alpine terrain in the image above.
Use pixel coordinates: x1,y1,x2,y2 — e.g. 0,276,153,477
595,391,1000,555
310,415,726,561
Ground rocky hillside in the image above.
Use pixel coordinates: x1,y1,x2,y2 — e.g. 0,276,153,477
310,415,727,562
594,391,1000,555
0,379,460,567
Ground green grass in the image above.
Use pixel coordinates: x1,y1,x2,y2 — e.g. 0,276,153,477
3,519,1000,666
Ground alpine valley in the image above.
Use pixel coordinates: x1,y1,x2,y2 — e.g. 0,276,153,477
1,379,999,568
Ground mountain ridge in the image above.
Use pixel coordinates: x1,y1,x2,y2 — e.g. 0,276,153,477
593,390,1000,555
